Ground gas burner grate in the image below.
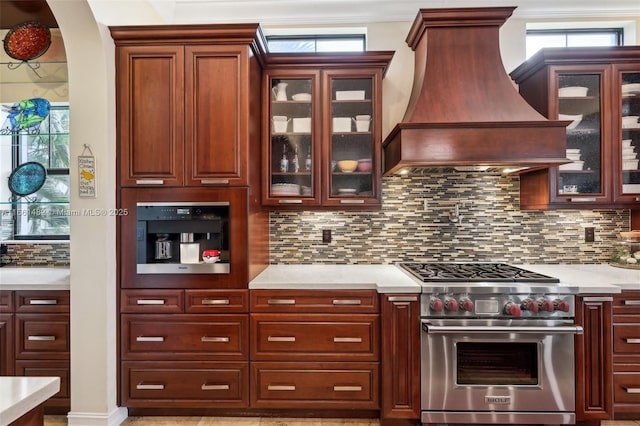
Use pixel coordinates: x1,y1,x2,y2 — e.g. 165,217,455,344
400,262,559,283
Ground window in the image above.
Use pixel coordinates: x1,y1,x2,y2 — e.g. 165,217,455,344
526,28,623,58
1,103,70,240
266,34,366,53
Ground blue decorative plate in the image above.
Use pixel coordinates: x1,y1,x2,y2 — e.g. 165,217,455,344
8,162,47,197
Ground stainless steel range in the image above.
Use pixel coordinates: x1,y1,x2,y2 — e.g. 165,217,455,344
399,262,583,425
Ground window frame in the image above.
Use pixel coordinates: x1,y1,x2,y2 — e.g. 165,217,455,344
266,33,366,53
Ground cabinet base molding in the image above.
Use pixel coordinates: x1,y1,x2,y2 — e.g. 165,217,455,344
126,407,379,418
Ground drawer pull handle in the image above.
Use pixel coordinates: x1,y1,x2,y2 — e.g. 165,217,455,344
267,299,296,305
569,197,596,202
29,299,57,305
202,299,230,305
136,299,165,305
625,338,640,344
136,383,165,390
268,336,296,342
136,179,164,185
625,387,640,394
201,336,229,343
136,336,165,342
624,300,640,306
340,199,365,204
334,337,362,343
28,335,55,341
334,385,362,392
388,296,418,302
201,384,230,391
278,199,303,204
333,299,362,305
268,385,296,391
200,178,229,184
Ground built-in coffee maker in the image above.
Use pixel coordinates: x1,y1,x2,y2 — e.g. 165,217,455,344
136,202,230,274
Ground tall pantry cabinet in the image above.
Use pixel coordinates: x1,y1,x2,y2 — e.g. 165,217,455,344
111,24,269,411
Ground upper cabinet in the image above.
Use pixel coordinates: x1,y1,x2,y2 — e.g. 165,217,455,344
511,47,640,210
262,53,394,208
111,25,266,188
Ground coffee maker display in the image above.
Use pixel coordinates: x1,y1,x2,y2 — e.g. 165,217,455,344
135,202,230,274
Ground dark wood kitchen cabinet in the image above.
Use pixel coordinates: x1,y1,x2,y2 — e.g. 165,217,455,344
111,25,266,188
262,53,393,208
575,295,613,421
120,289,250,409
612,290,640,418
249,289,380,410
380,294,421,425
511,47,640,210
0,290,13,376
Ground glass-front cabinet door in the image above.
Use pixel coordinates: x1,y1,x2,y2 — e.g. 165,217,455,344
614,65,640,203
550,66,611,205
323,70,381,207
263,71,321,206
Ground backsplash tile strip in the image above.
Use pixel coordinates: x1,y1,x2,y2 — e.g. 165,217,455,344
2,243,70,267
269,174,629,264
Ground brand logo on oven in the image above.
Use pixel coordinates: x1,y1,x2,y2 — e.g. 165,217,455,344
485,396,511,405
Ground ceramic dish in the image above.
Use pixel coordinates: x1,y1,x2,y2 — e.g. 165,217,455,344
8,161,47,197
558,114,582,130
291,93,311,101
558,160,584,171
3,21,51,61
558,86,588,97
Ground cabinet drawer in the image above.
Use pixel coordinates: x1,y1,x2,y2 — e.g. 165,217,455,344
15,291,69,313
251,314,379,361
185,290,248,313
121,289,184,313
251,361,379,409
122,361,248,408
16,314,70,359
613,318,640,355
614,372,640,404
15,360,70,405
250,290,379,313
122,314,247,360
614,291,640,314
0,290,13,311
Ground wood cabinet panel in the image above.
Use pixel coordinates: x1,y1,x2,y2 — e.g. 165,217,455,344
185,289,248,313
121,289,184,313
613,291,640,417
251,313,379,361
251,361,379,409
0,313,14,375
250,289,378,313
380,294,421,421
15,291,69,313
613,291,640,313
117,45,184,186
122,361,248,408
15,314,70,360
0,290,13,312
121,314,248,360
15,360,70,408
613,317,640,354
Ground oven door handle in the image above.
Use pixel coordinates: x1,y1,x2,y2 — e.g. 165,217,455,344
422,322,583,335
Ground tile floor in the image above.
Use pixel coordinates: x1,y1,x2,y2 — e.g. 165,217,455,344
43,416,640,426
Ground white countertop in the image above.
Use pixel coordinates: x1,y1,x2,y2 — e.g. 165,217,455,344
0,376,60,425
250,264,640,294
0,267,70,290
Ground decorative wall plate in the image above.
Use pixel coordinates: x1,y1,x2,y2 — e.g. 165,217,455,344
8,162,47,197
3,21,51,61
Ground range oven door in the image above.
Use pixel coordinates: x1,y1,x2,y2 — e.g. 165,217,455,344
421,319,583,425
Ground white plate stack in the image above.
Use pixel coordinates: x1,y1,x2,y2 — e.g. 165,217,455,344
559,148,584,171
622,139,639,170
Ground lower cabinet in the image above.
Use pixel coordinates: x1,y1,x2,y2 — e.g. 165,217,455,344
612,290,640,418
120,289,249,408
0,290,71,412
249,289,380,410
575,295,613,421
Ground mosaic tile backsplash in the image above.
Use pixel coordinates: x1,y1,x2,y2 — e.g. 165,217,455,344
270,174,630,264
1,242,69,267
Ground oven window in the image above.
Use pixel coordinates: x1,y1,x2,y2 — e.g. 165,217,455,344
456,342,538,385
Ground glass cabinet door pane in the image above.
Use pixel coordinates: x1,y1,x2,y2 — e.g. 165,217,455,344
620,72,640,196
557,74,602,196
269,78,314,198
329,77,374,199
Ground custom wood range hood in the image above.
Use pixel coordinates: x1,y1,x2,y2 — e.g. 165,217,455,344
383,6,570,176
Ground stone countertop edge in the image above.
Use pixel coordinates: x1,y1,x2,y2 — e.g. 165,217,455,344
0,267,71,290
0,376,60,424
250,264,640,294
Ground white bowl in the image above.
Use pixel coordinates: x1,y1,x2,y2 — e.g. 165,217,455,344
291,93,311,101
559,114,583,130
566,153,581,161
623,159,639,170
566,148,581,154
622,116,640,128
622,83,640,94
559,86,588,97
559,160,584,171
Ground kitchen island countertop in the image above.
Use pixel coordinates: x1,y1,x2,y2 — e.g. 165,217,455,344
0,376,60,425
250,264,639,294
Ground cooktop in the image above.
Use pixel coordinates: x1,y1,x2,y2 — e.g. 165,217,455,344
399,262,560,283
